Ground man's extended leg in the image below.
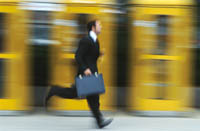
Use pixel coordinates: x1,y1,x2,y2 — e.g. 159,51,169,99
44,85,77,107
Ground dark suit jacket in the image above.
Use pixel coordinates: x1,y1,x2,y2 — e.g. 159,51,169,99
75,35,100,75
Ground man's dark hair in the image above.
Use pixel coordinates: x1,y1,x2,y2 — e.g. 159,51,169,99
87,20,97,33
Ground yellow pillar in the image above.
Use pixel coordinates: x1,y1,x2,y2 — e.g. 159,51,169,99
0,0,31,114
127,0,194,116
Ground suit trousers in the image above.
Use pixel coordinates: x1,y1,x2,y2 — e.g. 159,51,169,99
51,85,103,123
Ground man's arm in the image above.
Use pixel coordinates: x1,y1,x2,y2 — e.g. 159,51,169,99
75,38,91,75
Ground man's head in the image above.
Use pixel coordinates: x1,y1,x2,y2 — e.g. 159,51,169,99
87,20,102,35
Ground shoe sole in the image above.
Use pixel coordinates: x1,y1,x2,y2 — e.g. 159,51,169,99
99,118,113,129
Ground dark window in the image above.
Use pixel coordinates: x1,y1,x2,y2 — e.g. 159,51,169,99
28,11,52,86
152,15,169,99
0,13,6,98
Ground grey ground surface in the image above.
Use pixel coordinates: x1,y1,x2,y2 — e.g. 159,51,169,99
0,111,200,131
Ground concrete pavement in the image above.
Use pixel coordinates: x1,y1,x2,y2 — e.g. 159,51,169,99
0,111,200,131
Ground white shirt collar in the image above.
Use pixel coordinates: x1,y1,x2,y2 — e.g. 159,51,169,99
89,31,97,42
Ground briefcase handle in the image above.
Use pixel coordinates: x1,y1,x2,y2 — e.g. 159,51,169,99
79,72,98,79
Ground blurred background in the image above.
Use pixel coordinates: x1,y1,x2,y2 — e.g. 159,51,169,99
0,0,200,117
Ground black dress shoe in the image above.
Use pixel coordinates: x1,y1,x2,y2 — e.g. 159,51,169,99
97,118,113,129
44,86,53,108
